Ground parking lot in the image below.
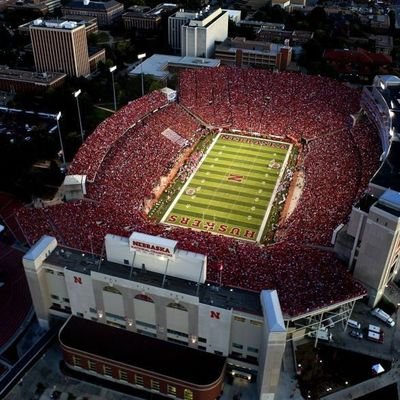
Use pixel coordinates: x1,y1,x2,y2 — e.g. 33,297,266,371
328,301,400,362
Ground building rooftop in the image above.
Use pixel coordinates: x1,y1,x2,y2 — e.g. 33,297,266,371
63,0,122,11
216,37,282,56
129,54,220,79
46,244,263,315
0,66,66,84
30,18,85,29
59,316,226,385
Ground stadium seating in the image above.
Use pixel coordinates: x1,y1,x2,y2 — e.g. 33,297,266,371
16,69,382,317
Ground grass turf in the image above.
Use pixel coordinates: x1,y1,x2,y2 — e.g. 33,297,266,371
162,134,290,241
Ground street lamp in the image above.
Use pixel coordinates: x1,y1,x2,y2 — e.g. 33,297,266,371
109,65,117,111
56,112,66,170
137,53,146,97
73,89,84,143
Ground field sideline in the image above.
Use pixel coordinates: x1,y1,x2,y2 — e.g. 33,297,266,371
162,133,292,242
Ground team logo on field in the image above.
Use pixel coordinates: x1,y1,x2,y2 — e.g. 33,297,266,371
185,188,196,195
227,174,244,183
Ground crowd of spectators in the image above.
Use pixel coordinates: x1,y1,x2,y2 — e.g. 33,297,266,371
179,67,360,141
16,70,383,317
69,91,169,182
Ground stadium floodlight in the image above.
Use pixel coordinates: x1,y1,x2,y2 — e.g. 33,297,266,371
137,53,146,97
55,112,66,170
109,65,117,111
72,89,84,143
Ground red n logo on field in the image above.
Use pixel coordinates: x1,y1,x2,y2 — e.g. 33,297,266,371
228,174,244,183
210,311,220,319
74,276,82,284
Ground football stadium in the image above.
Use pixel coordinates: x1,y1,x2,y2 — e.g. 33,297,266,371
16,67,383,318
17,68,400,399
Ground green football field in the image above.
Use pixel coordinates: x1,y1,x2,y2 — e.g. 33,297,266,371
162,134,291,242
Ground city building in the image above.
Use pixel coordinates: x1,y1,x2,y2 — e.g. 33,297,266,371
23,232,287,399
168,7,228,57
334,75,400,307
29,18,105,77
61,0,124,27
6,0,61,15
122,3,178,32
19,15,99,36
257,27,313,47
0,66,66,94
215,37,292,70
181,8,228,58
128,53,220,81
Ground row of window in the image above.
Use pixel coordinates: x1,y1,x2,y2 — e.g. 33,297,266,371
233,316,263,327
72,356,193,399
232,343,259,353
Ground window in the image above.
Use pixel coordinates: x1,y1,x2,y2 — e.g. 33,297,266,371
137,329,157,337
57,271,64,276
167,302,187,311
136,320,156,329
232,351,242,358
77,312,84,317
63,298,70,303
167,329,188,337
198,337,207,343
123,259,129,265
232,343,243,349
45,269,54,274
198,345,206,351
184,389,193,400
105,312,125,321
88,360,97,372
89,307,97,313
72,356,82,367
135,374,144,386
103,286,122,295
50,294,59,300
250,320,263,327
234,316,245,322
247,346,259,353
151,379,160,391
167,385,176,396
103,365,113,377
119,370,128,381
214,350,223,356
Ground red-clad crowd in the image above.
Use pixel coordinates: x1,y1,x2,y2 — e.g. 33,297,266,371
69,91,169,182
16,69,383,317
179,67,360,140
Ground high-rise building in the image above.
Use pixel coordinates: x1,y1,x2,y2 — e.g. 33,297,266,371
168,7,228,57
29,19,93,77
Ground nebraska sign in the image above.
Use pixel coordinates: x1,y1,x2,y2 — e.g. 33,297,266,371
131,241,173,257
129,232,177,258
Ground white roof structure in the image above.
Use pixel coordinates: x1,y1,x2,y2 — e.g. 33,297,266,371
129,54,220,80
64,175,86,186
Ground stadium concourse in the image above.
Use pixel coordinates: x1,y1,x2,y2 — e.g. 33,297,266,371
16,67,382,318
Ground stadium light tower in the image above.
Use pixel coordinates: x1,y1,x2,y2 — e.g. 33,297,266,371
137,53,146,97
56,112,66,170
73,89,84,143
109,65,117,111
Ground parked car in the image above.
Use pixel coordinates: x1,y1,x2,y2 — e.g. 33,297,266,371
371,308,395,327
349,330,363,339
